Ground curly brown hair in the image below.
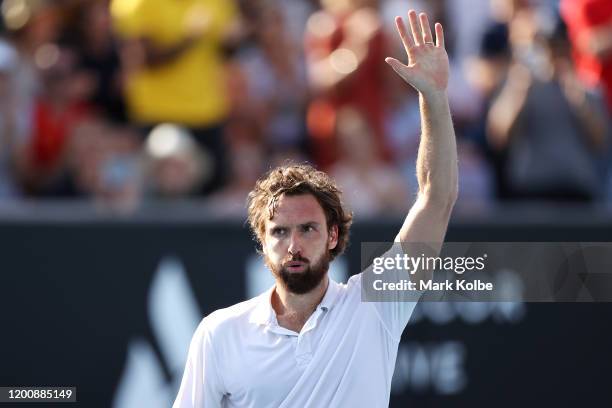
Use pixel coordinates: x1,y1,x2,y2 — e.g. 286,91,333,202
247,163,353,260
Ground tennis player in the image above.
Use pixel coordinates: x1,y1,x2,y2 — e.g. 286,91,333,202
174,9,457,407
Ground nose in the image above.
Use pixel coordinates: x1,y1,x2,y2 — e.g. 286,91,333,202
287,231,302,256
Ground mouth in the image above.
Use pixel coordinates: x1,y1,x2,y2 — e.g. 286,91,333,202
285,261,308,272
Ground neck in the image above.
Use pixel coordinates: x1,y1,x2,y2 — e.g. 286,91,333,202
271,275,329,329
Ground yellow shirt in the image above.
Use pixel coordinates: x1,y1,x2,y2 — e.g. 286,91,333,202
111,0,236,126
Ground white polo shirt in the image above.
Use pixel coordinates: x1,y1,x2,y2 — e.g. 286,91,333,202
174,270,418,408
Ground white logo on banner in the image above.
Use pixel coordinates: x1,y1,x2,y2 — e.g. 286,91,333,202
112,256,201,408
392,341,468,395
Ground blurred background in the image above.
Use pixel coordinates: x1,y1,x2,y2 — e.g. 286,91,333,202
0,0,611,406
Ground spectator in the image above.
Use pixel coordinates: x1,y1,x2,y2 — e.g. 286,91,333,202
21,44,95,196
486,18,608,202
110,0,239,195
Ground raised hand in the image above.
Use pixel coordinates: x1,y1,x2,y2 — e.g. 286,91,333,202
385,10,449,97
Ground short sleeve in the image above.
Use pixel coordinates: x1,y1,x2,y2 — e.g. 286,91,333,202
173,320,225,408
364,242,422,341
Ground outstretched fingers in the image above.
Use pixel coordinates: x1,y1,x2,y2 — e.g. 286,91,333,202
419,13,433,44
395,16,414,55
408,10,422,46
435,22,445,48
387,10,449,93
397,10,443,50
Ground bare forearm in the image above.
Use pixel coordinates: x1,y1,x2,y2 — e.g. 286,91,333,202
396,91,457,258
416,91,458,210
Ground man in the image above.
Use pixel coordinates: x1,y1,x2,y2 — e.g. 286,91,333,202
174,10,457,407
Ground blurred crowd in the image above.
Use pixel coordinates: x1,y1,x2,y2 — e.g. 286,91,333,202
0,0,610,216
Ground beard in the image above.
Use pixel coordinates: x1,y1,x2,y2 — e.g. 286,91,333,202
265,251,331,295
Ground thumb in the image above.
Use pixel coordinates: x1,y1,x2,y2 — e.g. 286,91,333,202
385,57,405,71
385,57,413,84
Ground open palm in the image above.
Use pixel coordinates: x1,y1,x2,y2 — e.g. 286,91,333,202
386,10,449,96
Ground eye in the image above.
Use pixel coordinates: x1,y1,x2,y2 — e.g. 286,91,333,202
271,227,287,236
302,225,315,233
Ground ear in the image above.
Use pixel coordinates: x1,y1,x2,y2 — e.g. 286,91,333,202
328,224,338,250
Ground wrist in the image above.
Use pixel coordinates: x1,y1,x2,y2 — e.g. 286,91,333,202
420,88,448,99
419,90,449,110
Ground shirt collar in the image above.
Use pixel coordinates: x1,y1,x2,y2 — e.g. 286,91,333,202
249,286,276,326
248,278,341,326
318,278,340,312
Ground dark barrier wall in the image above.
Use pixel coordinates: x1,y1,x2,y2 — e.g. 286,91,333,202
1,214,612,407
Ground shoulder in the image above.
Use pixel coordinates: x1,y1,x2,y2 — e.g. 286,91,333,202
346,273,362,290
194,295,264,340
330,274,363,308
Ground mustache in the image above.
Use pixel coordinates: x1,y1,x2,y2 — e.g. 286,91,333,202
284,255,310,264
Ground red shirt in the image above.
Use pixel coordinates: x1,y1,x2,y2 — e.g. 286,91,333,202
30,100,90,170
561,0,612,112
